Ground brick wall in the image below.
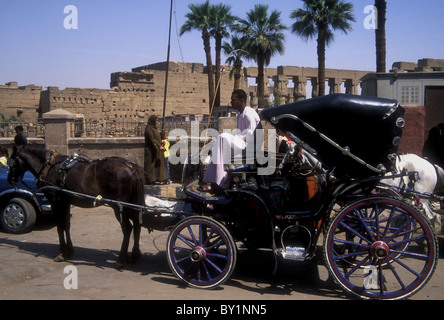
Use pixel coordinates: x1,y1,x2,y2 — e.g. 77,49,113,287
397,105,425,156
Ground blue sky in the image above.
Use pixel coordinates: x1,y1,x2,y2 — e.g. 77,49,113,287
0,0,443,89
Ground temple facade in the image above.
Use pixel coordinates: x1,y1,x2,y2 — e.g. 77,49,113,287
0,61,370,124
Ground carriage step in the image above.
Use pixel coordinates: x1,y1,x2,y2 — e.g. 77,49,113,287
183,180,228,203
279,247,307,261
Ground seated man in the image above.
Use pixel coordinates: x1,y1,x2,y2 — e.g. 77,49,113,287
200,89,260,193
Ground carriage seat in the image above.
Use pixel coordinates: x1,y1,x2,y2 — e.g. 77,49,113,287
224,156,256,173
223,150,282,173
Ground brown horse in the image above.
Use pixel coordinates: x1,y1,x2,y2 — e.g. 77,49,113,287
9,146,146,268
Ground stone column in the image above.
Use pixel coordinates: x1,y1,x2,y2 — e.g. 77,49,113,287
328,78,343,94
249,91,258,108
293,76,307,101
42,109,76,154
272,75,289,105
311,78,319,97
345,79,360,95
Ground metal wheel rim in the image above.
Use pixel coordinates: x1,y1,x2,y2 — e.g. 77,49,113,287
2,204,25,229
325,198,437,300
167,217,236,289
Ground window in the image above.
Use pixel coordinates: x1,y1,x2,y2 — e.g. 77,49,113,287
401,86,419,105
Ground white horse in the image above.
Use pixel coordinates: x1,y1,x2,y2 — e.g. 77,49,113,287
381,153,444,234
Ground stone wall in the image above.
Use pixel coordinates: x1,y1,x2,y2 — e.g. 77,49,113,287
68,137,145,168
1,61,370,126
121,61,248,114
41,86,154,122
0,82,42,120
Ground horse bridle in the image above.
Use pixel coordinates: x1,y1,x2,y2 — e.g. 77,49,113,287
10,147,60,186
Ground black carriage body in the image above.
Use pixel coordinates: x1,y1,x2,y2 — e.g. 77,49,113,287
174,96,438,298
261,94,405,178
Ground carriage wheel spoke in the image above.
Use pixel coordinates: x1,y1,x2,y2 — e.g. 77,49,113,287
339,220,372,245
343,254,372,279
385,257,407,289
325,197,437,300
354,208,377,242
167,217,236,289
176,234,196,249
188,225,199,246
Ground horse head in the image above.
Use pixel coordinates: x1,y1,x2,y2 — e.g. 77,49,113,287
8,146,27,185
8,146,54,185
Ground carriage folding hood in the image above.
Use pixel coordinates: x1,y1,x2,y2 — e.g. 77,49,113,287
261,94,405,179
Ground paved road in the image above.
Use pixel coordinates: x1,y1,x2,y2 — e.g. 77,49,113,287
1,205,443,302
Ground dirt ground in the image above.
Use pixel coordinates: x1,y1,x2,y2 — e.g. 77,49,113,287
1,204,443,301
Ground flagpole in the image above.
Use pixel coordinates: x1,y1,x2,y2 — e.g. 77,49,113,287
162,0,173,132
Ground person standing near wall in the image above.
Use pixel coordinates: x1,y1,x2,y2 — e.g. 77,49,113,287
161,131,171,184
12,125,28,157
14,125,28,147
144,115,168,185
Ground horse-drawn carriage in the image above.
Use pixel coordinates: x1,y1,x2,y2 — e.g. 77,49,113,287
8,94,438,300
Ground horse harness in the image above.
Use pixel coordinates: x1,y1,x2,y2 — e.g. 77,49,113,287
39,151,138,190
395,154,444,194
39,151,92,188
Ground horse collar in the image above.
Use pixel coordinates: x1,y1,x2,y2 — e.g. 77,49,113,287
39,150,60,182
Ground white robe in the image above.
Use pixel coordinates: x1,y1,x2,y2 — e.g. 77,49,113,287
203,107,260,188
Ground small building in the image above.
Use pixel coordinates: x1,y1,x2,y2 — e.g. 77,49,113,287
361,59,444,134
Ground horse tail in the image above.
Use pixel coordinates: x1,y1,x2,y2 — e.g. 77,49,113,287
129,162,146,206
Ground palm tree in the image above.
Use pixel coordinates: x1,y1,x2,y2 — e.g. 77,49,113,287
222,37,249,91
375,0,387,73
290,0,355,96
180,1,215,112
233,5,287,108
210,3,236,107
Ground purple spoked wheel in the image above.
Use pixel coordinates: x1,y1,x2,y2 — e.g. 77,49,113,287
166,216,237,289
324,196,438,300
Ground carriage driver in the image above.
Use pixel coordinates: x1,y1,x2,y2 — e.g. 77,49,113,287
200,89,260,194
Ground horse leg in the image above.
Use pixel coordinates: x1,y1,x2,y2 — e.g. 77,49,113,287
54,201,74,262
114,208,132,268
130,219,142,264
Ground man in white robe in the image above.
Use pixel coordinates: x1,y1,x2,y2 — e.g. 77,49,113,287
200,89,260,193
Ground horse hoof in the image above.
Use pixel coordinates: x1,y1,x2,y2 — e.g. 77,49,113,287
54,254,65,262
130,252,142,264
115,261,125,270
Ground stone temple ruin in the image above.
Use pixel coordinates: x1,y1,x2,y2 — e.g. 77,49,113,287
1,59,443,164
0,61,369,125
